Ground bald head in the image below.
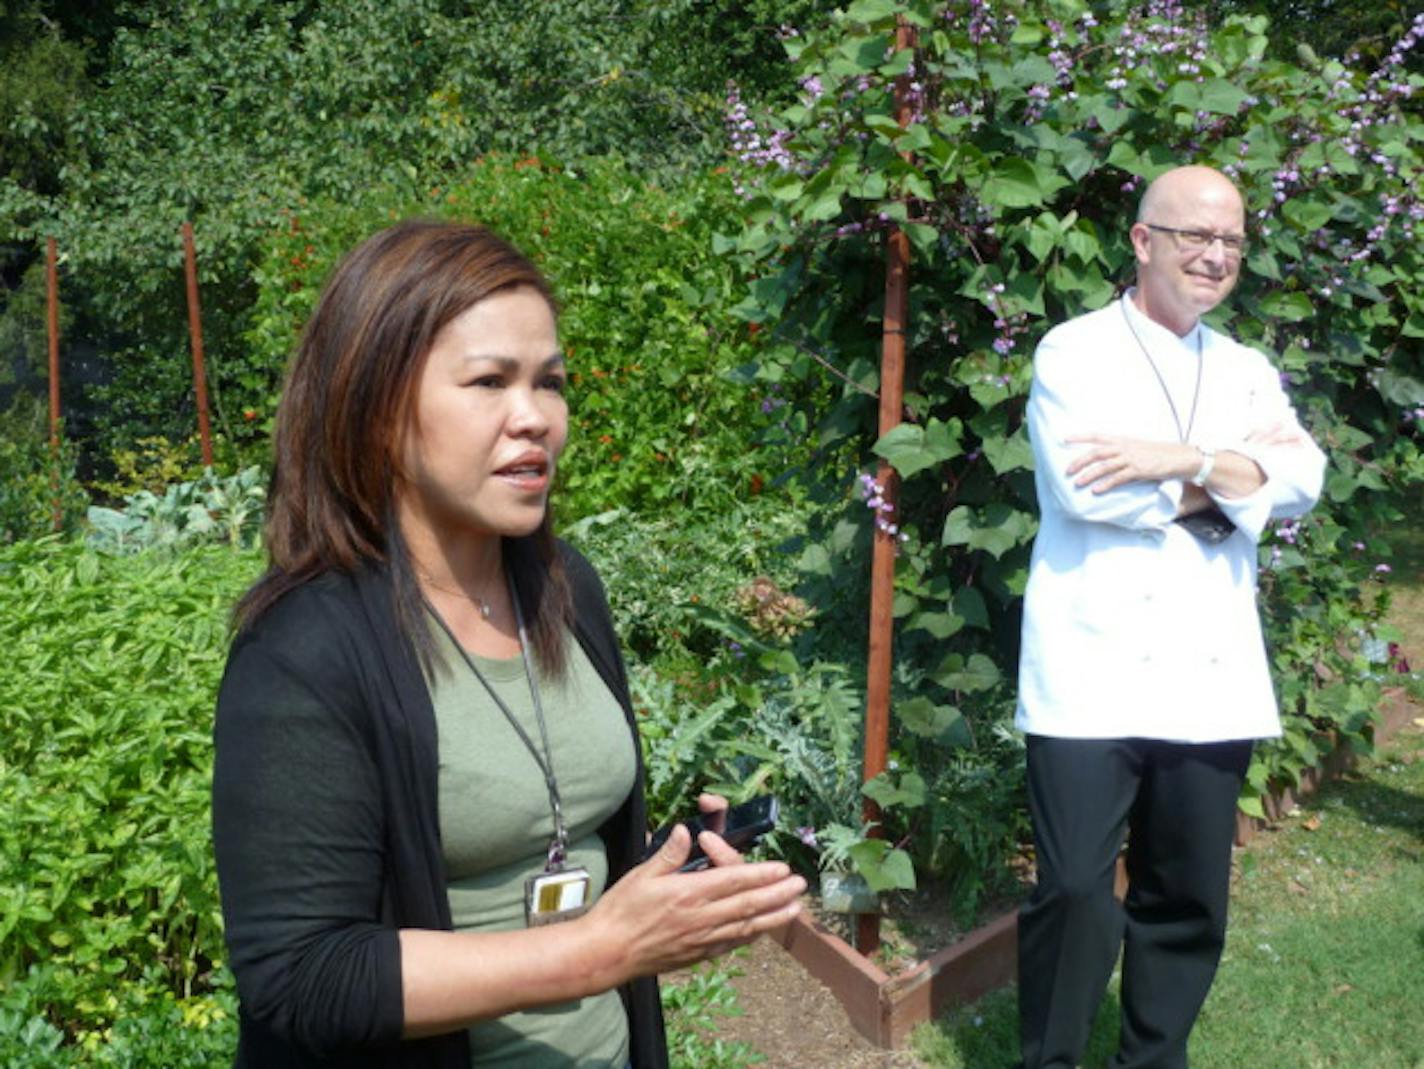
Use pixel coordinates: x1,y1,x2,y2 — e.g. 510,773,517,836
1130,165,1246,334
1137,165,1243,224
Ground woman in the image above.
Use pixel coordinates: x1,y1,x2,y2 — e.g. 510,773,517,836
211,219,805,1068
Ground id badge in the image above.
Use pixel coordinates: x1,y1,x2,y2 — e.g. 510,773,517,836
524,866,592,927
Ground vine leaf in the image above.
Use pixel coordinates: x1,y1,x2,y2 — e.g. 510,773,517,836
873,418,963,478
862,770,927,809
941,503,1035,557
848,839,917,893
897,696,972,746
933,652,1001,693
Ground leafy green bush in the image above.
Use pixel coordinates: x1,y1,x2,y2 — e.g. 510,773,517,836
660,961,765,1069
0,394,88,542
247,155,784,518
0,539,258,1059
0,0,823,464
566,497,809,665
723,0,1424,878
86,466,265,553
0,971,237,1068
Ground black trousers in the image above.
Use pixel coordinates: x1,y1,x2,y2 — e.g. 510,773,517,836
1017,735,1253,1069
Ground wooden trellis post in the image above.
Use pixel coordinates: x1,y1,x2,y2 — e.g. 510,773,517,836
181,221,215,467
46,237,62,531
858,15,917,957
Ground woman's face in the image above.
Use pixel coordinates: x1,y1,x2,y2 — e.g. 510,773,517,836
396,285,568,548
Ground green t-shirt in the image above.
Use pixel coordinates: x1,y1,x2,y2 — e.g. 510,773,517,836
427,618,637,1068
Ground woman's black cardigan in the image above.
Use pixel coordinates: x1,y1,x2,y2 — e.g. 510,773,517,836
211,544,668,1068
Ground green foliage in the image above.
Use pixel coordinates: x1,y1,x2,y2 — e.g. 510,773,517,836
0,0,820,465
86,466,265,553
660,960,765,1069
725,0,1424,881
566,495,819,826
1205,0,1423,68
248,155,780,517
0,257,61,386
87,436,207,502
566,497,808,665
0,5,89,198
0,972,237,1067
0,395,87,542
0,539,259,1056
565,493,956,898
909,718,1029,922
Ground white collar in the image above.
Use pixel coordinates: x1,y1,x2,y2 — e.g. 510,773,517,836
1121,289,1206,354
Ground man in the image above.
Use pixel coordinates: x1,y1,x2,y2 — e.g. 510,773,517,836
1015,165,1325,1069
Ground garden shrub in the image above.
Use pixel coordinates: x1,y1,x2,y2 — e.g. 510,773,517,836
0,539,259,1058
0,393,87,542
0,0,822,466
84,433,261,504
86,466,265,554
723,0,1424,883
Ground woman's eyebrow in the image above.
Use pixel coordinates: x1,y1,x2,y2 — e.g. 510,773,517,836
459,353,566,370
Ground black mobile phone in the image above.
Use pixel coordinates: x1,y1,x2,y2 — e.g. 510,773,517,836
644,795,780,872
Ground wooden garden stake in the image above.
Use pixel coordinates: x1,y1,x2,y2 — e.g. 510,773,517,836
858,16,917,957
46,236,61,531
182,221,214,467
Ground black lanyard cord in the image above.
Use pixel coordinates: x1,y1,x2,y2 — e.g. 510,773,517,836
1120,297,1203,445
424,574,570,867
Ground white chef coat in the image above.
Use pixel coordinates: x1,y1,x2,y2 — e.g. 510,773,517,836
1015,293,1326,742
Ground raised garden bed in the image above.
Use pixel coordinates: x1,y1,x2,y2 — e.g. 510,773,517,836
769,685,1420,1049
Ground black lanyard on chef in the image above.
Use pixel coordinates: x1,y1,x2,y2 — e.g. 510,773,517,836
1121,296,1202,444
426,576,571,872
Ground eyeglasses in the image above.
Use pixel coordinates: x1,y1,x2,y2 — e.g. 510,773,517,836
1145,223,1248,257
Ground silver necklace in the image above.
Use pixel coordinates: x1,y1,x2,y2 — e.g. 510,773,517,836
420,574,494,618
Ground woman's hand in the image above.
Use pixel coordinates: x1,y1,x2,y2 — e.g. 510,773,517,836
582,820,805,983
400,802,801,1036
695,791,729,836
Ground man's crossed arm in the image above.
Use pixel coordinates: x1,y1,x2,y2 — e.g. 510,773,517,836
1063,423,1307,514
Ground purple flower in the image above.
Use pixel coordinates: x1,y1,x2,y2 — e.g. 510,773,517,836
797,826,818,848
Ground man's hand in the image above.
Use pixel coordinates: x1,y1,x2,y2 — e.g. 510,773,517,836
1065,436,1197,494
1177,482,1213,516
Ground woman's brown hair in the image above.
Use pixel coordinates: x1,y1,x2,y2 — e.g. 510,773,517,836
234,219,573,672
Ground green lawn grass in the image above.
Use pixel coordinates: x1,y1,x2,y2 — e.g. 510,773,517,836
913,724,1424,1069
1380,483,1424,659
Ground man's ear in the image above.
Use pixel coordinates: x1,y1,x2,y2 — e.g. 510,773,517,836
1128,222,1152,267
